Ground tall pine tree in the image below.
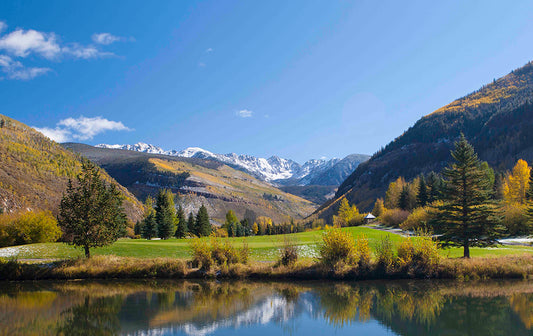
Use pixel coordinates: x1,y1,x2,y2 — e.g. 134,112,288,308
155,189,176,239
187,212,196,236
195,205,211,237
417,175,428,207
429,135,503,258
142,212,157,239
175,205,187,238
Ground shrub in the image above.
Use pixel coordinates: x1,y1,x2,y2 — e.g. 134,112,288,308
190,238,249,271
190,239,213,271
380,209,410,227
239,240,250,264
318,229,357,268
376,235,396,272
278,237,298,267
501,203,531,236
400,206,432,231
0,211,61,247
355,234,372,270
397,235,440,277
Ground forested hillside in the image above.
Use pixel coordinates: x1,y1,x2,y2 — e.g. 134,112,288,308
0,115,143,222
316,61,533,220
64,143,316,224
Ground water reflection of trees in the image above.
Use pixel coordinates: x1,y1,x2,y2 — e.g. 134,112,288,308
57,296,123,336
1,280,533,335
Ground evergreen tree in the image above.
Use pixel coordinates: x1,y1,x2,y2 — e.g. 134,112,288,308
141,212,157,239
241,218,250,236
175,205,187,238
134,221,142,235
155,189,176,239
58,160,127,258
493,172,505,200
187,212,196,236
527,169,533,201
398,186,410,210
426,172,443,203
417,175,428,207
195,205,211,237
234,223,243,237
429,135,503,258
227,222,235,237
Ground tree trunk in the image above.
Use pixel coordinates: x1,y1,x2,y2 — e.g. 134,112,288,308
463,242,470,258
84,245,91,258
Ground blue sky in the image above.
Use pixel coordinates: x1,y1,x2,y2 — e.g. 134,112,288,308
2,1,533,163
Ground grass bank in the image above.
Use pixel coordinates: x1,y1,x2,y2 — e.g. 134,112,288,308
1,254,533,281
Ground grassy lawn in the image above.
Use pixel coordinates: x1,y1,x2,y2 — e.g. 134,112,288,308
1,226,532,261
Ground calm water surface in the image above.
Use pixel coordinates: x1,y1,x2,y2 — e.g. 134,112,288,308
1,279,532,335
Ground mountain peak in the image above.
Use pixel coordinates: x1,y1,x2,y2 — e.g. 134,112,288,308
95,142,369,185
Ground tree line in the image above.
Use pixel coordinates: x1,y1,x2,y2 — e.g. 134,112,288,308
134,189,212,240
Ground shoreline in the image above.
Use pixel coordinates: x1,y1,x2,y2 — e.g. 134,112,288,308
1,254,532,282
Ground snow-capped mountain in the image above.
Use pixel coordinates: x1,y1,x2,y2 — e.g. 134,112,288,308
96,142,369,185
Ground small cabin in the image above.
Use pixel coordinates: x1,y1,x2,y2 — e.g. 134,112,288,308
364,213,376,224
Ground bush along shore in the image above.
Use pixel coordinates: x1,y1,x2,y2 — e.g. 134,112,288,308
1,231,533,281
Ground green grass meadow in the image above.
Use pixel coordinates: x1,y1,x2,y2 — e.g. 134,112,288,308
1,226,532,261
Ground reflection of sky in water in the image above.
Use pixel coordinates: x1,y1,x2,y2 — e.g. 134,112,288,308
1,281,532,336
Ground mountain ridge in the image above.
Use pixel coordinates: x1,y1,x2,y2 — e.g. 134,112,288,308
96,143,370,187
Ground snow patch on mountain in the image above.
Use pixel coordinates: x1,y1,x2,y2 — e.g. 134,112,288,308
96,142,369,184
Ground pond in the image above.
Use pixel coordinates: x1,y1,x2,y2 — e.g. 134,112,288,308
1,279,532,335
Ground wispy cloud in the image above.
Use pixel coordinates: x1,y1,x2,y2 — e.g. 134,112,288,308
236,109,253,118
62,43,113,59
205,47,213,53
92,33,121,45
0,54,51,80
34,116,132,142
0,21,132,80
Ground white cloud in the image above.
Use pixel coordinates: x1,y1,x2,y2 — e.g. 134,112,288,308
205,47,213,53
58,116,131,140
33,127,71,142
33,116,132,143
0,21,132,80
0,29,61,59
0,54,51,80
236,109,253,118
92,33,121,45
